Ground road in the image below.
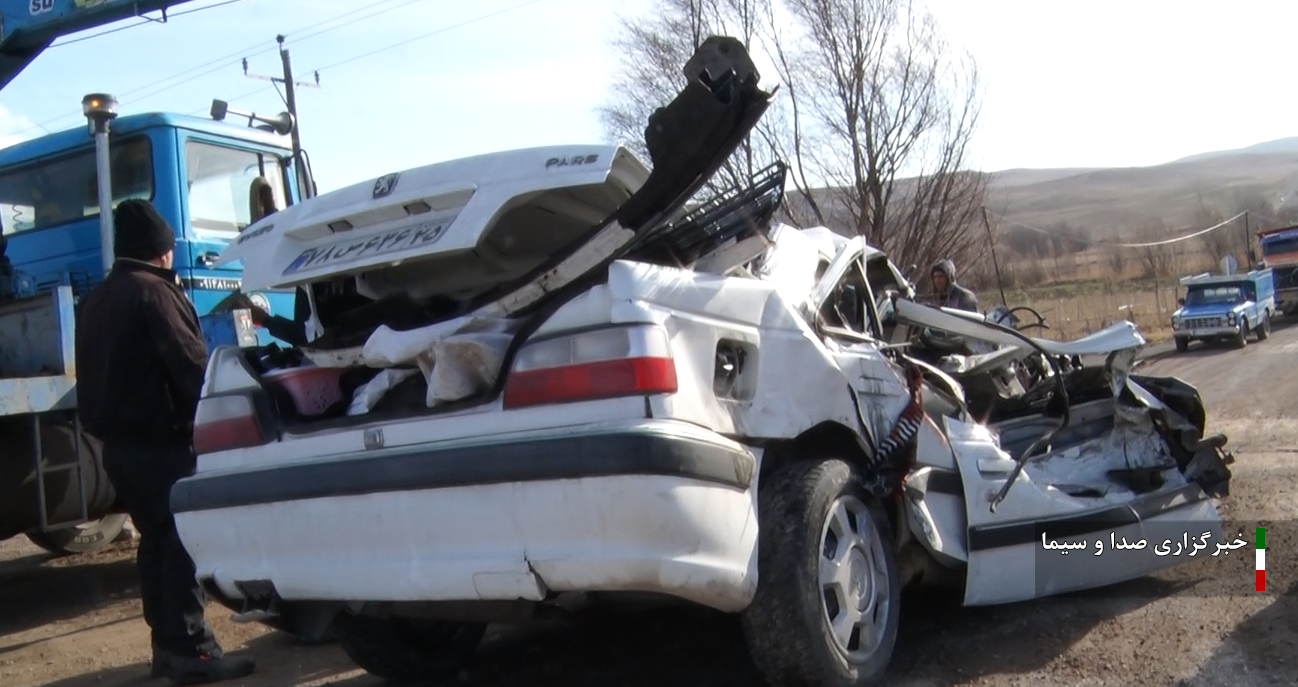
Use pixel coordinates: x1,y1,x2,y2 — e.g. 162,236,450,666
2,321,1296,687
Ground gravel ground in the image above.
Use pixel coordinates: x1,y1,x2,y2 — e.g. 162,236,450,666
2,321,1296,687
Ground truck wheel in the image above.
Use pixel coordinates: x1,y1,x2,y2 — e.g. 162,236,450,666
1257,316,1271,341
1234,323,1248,349
334,614,485,683
741,459,901,687
26,513,128,556
1174,336,1189,353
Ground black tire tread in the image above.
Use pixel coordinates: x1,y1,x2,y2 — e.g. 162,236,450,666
740,458,900,687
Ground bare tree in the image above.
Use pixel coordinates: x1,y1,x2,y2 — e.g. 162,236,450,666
599,0,988,277
1135,220,1177,279
1105,246,1127,278
762,0,988,272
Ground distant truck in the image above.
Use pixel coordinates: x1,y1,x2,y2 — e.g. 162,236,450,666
1257,224,1298,317
1170,268,1275,352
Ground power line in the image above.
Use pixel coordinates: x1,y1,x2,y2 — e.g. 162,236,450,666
992,210,1247,249
308,0,550,73
2,0,428,138
198,0,552,115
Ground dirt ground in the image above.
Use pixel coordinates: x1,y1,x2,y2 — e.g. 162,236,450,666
3,322,1297,687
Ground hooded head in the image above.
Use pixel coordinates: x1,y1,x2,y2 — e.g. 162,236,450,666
113,199,175,265
931,258,957,293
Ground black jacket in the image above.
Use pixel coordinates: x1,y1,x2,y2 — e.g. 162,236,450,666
75,260,209,448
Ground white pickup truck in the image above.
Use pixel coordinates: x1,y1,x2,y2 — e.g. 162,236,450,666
171,37,1236,687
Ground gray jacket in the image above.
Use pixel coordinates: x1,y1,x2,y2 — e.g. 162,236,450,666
931,259,979,313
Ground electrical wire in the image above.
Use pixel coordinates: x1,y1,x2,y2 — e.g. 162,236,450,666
2,0,429,138
992,210,1247,250
307,0,550,74
191,0,552,114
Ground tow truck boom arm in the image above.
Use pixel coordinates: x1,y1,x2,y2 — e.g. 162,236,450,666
0,0,200,92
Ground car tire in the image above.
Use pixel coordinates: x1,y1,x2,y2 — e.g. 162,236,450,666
1174,336,1189,353
25,514,129,556
334,614,485,683
1234,322,1248,349
1257,315,1271,341
740,458,901,687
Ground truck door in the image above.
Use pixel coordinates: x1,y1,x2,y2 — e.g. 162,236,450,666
177,136,297,346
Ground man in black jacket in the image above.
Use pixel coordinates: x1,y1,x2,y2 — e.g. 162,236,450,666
75,199,256,685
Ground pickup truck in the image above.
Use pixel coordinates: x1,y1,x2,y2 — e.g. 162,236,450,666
1170,269,1274,352
167,37,1236,687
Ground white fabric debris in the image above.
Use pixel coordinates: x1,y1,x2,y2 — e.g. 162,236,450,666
347,368,420,416
423,332,515,406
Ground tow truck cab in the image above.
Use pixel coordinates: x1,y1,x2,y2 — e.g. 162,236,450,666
0,112,301,339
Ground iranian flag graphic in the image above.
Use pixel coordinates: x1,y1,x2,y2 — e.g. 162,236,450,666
1256,527,1266,592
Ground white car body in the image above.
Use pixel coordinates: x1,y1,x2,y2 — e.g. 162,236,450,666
170,37,1235,687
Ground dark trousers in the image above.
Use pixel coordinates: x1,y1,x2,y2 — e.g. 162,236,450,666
102,442,219,657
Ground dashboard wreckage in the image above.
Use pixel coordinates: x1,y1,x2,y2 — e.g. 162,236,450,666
170,36,1235,687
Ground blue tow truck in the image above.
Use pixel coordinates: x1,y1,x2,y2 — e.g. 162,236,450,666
1170,268,1275,352
0,0,312,554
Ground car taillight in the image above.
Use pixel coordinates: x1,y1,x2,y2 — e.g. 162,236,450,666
193,393,269,454
503,324,678,408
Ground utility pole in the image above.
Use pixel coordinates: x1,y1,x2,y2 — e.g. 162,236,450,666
980,206,1009,308
243,35,320,201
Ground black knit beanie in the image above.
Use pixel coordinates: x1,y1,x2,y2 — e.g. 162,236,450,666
114,199,175,261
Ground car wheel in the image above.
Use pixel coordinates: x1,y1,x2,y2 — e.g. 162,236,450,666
1257,315,1270,341
1234,322,1248,349
334,614,485,683
740,459,901,687
1174,336,1189,353
25,514,129,556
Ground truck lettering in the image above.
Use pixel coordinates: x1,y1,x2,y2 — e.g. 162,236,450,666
282,219,448,275
29,0,55,15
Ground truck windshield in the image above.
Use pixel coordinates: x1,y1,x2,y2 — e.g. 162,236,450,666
185,141,288,238
0,136,154,236
1185,285,1245,305
1261,233,1298,258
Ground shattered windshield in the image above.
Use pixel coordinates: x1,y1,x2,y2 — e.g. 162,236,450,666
1184,285,1245,305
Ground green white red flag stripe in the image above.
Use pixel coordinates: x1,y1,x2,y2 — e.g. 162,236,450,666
1256,527,1266,592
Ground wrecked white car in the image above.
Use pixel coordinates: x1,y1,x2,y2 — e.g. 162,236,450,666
171,37,1234,687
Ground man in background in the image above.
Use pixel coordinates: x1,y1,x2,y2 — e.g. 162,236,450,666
929,258,979,313
75,199,256,685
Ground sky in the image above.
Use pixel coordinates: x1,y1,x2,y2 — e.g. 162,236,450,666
1,0,1297,194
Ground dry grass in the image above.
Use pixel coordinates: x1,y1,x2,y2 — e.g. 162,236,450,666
995,279,1181,344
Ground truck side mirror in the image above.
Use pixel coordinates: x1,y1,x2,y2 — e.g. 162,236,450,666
1176,297,1185,306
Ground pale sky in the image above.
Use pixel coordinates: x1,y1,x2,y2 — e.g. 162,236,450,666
1,0,1295,194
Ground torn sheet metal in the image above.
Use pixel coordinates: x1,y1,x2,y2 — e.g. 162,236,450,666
894,298,1147,356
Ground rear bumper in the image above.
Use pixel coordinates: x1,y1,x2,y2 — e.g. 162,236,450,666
171,420,762,612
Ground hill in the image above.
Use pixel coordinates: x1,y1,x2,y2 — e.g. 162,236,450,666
984,138,1298,237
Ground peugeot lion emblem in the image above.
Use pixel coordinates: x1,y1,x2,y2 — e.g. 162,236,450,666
372,173,400,199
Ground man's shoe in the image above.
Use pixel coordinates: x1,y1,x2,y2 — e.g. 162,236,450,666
150,646,174,678
167,653,255,685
